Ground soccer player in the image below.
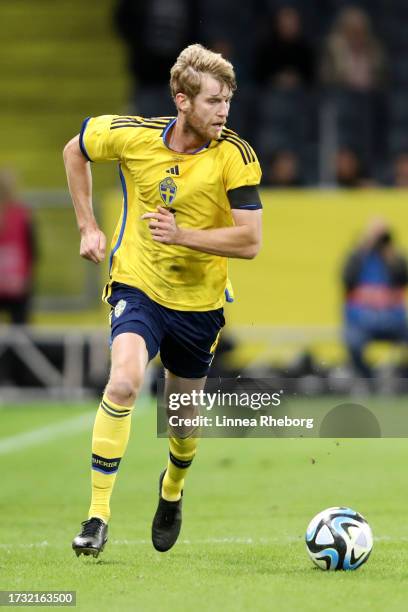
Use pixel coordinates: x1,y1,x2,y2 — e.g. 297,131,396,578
63,44,262,557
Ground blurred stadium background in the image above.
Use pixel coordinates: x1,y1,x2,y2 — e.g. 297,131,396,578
1,0,408,401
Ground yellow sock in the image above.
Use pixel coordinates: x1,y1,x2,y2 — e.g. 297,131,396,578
88,394,134,522
162,436,198,502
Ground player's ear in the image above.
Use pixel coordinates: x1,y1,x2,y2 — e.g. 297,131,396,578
175,92,191,113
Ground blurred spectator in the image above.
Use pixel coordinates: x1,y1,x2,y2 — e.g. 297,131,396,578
113,0,199,114
254,6,315,89
199,0,257,84
321,6,386,91
334,148,373,187
392,152,408,187
266,151,303,187
0,169,37,324
342,219,408,378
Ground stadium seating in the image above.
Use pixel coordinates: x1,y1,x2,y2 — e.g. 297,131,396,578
255,87,317,168
0,0,126,189
2,0,408,187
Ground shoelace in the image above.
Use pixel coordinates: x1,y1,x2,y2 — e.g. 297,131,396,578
81,518,103,537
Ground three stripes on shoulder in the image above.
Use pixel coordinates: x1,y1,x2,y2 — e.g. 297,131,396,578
110,116,172,131
110,117,256,165
218,127,257,165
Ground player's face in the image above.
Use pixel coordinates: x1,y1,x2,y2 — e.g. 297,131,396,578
185,75,232,141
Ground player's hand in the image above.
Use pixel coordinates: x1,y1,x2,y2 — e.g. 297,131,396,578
79,226,106,263
141,206,181,244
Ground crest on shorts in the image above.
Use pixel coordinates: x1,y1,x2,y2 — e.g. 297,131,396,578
159,176,177,206
114,299,127,318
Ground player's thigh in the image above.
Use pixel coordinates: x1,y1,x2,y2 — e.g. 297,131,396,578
160,308,225,380
107,332,149,398
164,369,207,437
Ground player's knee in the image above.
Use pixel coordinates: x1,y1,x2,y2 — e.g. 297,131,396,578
106,373,143,405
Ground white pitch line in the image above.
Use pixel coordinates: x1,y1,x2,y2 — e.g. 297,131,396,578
0,412,94,455
0,536,403,550
0,398,152,456
0,541,50,549
0,538,294,550
105,536,408,545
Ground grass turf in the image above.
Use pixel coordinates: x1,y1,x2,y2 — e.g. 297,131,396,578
1,400,408,611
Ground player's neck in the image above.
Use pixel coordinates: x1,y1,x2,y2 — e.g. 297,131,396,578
167,117,209,154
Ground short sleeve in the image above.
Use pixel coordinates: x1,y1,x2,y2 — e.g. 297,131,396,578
80,115,142,162
222,136,262,192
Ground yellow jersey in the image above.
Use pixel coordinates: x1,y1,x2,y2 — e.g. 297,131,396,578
80,115,262,311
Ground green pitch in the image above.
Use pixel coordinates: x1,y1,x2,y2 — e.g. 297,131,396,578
1,400,407,611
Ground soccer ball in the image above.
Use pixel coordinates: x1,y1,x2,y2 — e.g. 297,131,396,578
305,506,373,570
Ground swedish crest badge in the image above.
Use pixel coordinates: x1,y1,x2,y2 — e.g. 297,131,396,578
159,176,177,206
114,299,127,318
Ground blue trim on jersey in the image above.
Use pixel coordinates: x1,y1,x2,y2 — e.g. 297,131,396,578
194,140,211,153
235,203,262,210
225,288,234,303
162,118,210,153
162,118,176,145
109,165,128,271
79,117,92,161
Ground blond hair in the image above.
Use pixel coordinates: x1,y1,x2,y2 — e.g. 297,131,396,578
170,44,236,100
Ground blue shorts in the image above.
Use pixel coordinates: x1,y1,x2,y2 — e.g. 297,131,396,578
107,282,225,378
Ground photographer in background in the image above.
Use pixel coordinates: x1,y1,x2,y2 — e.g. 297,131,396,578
342,218,408,378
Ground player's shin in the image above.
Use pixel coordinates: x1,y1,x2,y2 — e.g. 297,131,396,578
88,394,134,522
162,432,198,502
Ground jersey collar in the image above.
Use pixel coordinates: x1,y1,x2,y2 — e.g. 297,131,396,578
162,118,211,154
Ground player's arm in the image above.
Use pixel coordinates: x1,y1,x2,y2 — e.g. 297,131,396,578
63,134,106,263
142,205,261,259
181,207,262,259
